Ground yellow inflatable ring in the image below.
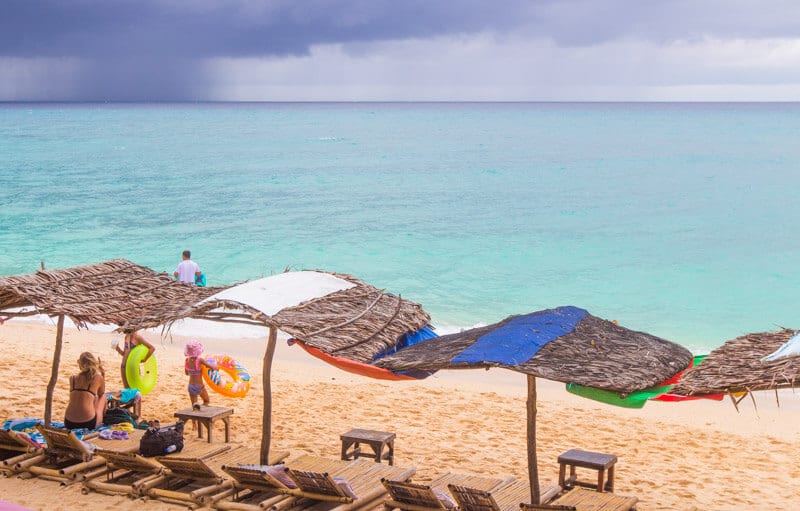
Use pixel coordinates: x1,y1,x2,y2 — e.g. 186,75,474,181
202,354,251,398
124,344,158,395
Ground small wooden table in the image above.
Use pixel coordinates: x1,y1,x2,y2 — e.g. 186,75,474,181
550,487,638,511
558,449,618,493
174,405,233,443
340,428,395,465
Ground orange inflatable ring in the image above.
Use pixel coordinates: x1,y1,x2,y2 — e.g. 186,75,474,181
201,354,251,398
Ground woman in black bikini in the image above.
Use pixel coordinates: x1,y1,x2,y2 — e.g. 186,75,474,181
64,352,106,430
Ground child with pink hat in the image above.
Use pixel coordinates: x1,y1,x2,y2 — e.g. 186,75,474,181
184,340,213,410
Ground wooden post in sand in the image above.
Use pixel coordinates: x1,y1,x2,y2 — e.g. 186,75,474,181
44,314,65,426
527,374,541,504
260,324,278,464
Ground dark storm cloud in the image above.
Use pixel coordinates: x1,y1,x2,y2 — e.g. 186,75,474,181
3,0,800,100
3,0,800,60
0,0,528,59
1,0,534,99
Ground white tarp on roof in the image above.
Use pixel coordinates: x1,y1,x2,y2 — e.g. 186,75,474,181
761,331,800,362
201,271,355,316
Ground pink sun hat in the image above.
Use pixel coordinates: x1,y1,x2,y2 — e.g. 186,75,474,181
184,339,204,357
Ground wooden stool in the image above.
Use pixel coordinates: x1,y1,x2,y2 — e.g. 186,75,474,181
557,449,617,492
174,405,233,443
340,428,395,465
107,396,142,419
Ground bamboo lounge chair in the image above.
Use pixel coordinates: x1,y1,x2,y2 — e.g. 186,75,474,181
82,440,233,497
522,487,638,511
218,455,414,511
448,480,562,511
0,429,43,475
143,445,290,507
518,505,576,511
15,424,142,483
218,454,351,511
383,473,514,511
283,457,415,511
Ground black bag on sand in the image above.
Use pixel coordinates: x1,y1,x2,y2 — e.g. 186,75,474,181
139,420,185,457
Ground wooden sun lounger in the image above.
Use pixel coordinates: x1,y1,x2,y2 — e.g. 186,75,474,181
218,454,350,511
144,445,290,507
216,454,415,511
82,440,233,497
519,505,576,511
383,472,513,511
449,479,562,511
523,487,638,511
16,425,143,484
0,429,44,474
286,457,416,511
0,429,39,452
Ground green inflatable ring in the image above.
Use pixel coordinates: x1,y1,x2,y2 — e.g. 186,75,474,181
125,344,158,395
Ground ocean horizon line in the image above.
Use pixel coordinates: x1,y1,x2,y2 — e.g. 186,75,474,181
3,100,800,106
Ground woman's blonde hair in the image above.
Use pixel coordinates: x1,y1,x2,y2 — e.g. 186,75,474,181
78,352,104,380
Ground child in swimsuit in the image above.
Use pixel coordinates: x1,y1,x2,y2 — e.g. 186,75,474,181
114,331,155,388
184,340,213,410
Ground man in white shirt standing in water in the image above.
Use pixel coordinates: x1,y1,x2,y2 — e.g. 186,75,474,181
174,250,201,284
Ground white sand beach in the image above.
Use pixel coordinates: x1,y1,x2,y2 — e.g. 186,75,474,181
1,321,798,510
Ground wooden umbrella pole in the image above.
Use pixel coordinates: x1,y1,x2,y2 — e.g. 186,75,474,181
260,325,278,464
527,374,541,504
44,314,65,426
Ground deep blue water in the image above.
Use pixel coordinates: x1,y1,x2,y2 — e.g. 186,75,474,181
2,102,800,352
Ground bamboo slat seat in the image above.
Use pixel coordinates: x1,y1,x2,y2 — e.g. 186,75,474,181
144,445,289,507
0,429,43,474
217,454,415,511
449,480,562,511
0,429,39,452
536,487,638,511
519,505,576,511
217,454,351,511
82,439,233,497
16,425,143,483
383,473,514,511
286,457,416,511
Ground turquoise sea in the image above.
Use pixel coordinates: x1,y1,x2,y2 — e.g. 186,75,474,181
2,102,799,353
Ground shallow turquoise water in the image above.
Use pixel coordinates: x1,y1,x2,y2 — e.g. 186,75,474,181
2,102,799,352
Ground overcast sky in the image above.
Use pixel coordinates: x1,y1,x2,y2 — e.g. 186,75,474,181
2,0,800,101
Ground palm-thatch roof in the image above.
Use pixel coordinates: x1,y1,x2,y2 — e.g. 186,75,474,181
376,307,693,394
373,306,692,505
672,329,800,396
0,259,223,331
0,262,432,462
182,271,431,362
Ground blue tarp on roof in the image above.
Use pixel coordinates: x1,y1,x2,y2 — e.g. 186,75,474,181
451,305,588,365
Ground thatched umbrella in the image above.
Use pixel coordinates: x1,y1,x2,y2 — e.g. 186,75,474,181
0,259,222,425
0,263,431,463
373,306,693,504
671,329,800,407
173,270,432,464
